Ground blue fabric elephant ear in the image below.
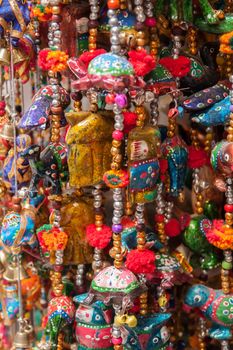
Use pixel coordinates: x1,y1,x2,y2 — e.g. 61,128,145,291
182,83,229,112
18,95,51,130
122,325,141,350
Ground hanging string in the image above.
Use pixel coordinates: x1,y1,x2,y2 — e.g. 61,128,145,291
8,29,18,196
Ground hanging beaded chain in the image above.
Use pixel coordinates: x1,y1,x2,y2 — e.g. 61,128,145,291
164,201,174,224
221,177,233,295
193,168,204,215
107,1,124,273
187,26,197,56
198,318,207,350
133,0,146,51
144,0,159,58
155,183,167,248
225,54,233,78
150,97,159,127
88,0,99,52
32,0,41,91
76,264,85,288
221,75,233,296
204,127,213,153
135,203,149,316
91,184,105,275
228,76,233,142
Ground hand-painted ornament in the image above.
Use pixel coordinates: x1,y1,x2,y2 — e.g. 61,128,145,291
18,85,70,130
127,126,161,203
182,83,229,112
84,266,146,306
183,215,220,270
0,195,45,252
22,142,68,197
185,285,233,340
211,141,233,192
74,293,114,350
3,134,31,193
191,96,230,127
47,296,75,350
0,0,30,44
161,135,188,197
144,63,177,95
65,111,113,188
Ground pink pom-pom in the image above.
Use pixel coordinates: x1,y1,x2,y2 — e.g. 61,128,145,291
125,249,156,274
145,17,156,27
86,224,112,249
165,218,181,237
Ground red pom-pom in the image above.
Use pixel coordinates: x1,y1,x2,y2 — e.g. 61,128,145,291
38,49,50,70
187,145,210,169
123,111,138,134
79,49,106,68
125,249,155,274
159,56,191,78
128,49,156,76
165,218,181,237
86,224,112,249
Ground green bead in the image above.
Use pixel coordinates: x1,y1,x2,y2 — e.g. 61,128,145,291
222,261,233,270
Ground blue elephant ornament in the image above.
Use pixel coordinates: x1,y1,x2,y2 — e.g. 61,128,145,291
184,284,233,340
161,135,188,197
0,194,45,252
0,0,30,45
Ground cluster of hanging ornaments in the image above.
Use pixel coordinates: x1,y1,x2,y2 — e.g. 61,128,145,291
0,0,233,350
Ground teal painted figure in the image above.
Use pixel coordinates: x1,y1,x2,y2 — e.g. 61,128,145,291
184,285,233,340
0,194,45,252
183,215,220,270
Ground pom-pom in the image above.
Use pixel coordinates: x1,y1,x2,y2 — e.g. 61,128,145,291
206,219,233,250
79,49,106,68
86,224,112,249
123,111,138,134
125,249,156,274
38,49,69,72
187,145,210,169
128,49,156,76
165,218,181,237
31,5,52,22
159,56,191,78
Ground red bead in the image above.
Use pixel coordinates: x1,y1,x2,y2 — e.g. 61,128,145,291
105,93,115,104
112,337,122,345
145,17,156,27
112,130,123,141
224,204,233,213
0,101,6,108
0,110,5,116
155,214,165,223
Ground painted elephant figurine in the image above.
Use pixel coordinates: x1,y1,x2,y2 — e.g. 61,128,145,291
161,135,188,197
184,284,233,340
22,142,68,197
0,0,30,45
211,141,233,192
155,0,225,26
74,293,114,350
3,134,31,194
183,215,220,270
47,296,75,350
122,314,171,350
0,194,45,252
